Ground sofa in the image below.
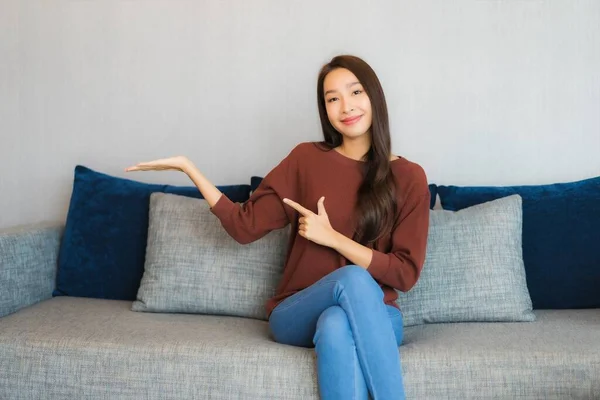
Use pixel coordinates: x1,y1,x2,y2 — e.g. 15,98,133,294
1,165,599,399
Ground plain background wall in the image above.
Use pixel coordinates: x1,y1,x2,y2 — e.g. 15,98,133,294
1,0,599,228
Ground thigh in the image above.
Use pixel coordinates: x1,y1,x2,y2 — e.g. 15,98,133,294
387,305,404,347
269,265,383,347
269,278,339,348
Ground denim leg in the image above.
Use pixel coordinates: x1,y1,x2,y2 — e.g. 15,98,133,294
387,305,404,347
269,265,406,400
313,306,369,400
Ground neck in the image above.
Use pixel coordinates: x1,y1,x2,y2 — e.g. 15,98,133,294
338,134,371,161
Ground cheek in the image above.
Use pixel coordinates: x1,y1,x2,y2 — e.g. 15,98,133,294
325,104,338,124
362,99,373,125
361,97,372,114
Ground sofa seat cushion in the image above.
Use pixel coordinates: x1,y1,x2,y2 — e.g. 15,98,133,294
401,309,600,399
1,297,599,399
0,297,319,400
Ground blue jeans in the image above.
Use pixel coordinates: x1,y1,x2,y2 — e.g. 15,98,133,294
269,265,405,400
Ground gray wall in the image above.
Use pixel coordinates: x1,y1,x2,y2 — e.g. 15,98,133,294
1,0,599,228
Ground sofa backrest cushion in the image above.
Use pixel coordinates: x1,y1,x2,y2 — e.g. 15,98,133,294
437,175,600,309
55,166,251,301
396,194,536,326
132,192,289,320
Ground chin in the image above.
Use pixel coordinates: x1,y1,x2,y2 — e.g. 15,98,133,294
338,125,370,139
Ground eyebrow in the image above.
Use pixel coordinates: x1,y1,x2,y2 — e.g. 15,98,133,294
324,81,362,96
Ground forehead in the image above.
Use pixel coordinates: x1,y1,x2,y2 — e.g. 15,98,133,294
323,68,360,91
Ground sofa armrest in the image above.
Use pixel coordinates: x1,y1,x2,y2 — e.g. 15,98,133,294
0,222,63,318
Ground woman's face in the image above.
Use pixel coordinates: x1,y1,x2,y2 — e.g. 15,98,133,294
323,68,373,140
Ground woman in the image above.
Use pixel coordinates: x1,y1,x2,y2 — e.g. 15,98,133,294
126,55,430,400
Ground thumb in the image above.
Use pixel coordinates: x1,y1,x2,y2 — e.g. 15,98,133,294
317,196,327,216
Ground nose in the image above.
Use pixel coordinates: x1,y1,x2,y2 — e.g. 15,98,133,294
341,98,354,114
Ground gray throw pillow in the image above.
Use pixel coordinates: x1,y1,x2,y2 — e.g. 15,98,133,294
132,193,289,320
396,194,535,326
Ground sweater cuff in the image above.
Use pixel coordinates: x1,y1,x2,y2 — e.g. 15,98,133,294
210,194,237,222
367,250,390,282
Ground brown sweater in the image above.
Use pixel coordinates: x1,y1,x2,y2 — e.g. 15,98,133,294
211,142,431,318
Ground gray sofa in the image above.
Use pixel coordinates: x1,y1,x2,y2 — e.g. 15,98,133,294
1,221,599,399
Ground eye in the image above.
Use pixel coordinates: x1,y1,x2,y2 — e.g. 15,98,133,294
326,97,338,103
353,90,363,95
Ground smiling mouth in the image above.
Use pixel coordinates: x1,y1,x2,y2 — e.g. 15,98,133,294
341,115,362,125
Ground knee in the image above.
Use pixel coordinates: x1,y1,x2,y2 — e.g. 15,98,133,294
313,306,352,348
335,265,383,298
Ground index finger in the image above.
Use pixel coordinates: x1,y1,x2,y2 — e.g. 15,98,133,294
282,198,313,216
124,162,150,172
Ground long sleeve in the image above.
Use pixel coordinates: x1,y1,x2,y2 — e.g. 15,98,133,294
367,186,431,292
210,147,299,244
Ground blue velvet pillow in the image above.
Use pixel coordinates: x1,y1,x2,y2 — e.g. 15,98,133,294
251,177,438,209
437,176,600,309
55,166,251,300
